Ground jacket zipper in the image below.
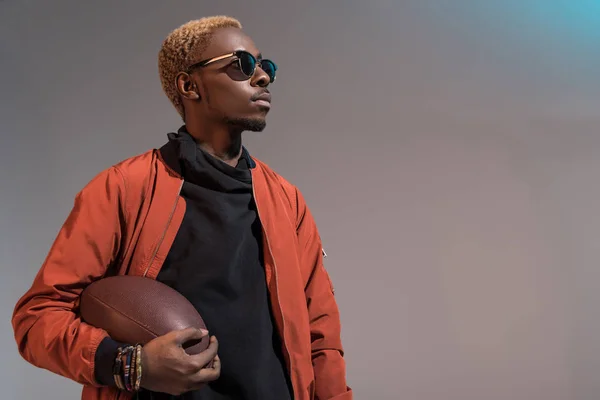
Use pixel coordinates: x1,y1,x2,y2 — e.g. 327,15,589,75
251,182,294,396
142,180,184,277
113,181,183,400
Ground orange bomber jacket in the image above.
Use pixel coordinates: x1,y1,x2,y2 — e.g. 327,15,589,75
11,143,352,400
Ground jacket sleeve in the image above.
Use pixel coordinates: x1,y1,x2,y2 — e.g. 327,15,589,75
11,166,127,386
295,189,352,400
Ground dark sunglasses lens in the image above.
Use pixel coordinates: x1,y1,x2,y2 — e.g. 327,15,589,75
238,52,257,77
261,60,277,82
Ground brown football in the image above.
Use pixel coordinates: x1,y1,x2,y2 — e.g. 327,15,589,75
79,275,209,355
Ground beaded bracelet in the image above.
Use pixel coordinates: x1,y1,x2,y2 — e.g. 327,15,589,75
112,347,127,390
114,344,143,392
135,344,143,391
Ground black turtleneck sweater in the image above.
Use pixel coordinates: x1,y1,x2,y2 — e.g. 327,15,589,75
94,128,292,400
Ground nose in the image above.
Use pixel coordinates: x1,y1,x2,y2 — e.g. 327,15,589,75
251,65,270,88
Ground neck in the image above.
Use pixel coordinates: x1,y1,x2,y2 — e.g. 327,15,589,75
184,118,243,167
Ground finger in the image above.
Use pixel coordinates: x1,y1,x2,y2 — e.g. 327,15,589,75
190,362,221,386
188,336,218,367
171,327,209,345
210,355,221,370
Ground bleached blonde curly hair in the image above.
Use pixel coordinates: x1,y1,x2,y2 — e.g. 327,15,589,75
158,16,242,119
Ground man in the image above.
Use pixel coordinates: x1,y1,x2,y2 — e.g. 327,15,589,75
11,15,351,400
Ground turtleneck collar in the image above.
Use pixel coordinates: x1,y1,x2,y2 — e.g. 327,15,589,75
165,125,254,187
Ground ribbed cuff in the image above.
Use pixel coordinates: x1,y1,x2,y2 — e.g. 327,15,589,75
94,337,130,386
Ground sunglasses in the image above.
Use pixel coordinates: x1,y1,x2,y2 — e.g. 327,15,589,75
187,50,277,83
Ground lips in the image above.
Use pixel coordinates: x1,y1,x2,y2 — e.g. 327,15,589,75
252,91,271,103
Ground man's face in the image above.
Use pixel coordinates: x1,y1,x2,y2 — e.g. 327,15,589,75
189,27,273,131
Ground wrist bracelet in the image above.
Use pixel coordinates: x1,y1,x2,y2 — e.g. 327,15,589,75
113,345,142,392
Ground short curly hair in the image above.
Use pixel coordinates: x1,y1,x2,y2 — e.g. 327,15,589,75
158,16,243,119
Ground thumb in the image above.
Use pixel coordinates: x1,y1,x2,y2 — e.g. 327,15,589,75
170,327,209,345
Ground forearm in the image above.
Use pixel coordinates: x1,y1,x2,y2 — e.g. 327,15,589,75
12,305,109,386
313,351,352,400
307,266,351,399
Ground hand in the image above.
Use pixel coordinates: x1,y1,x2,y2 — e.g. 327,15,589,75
139,327,220,395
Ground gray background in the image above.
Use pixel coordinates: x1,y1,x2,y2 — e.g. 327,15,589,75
2,1,600,399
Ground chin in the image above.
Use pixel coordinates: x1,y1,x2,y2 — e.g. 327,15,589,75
225,115,267,132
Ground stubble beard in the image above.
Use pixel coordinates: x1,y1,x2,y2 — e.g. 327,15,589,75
223,116,267,132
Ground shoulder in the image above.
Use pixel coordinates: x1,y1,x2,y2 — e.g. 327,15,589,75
252,157,297,193
111,149,158,180
77,149,159,202
251,157,307,225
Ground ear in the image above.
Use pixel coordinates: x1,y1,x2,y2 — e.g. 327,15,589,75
176,72,200,100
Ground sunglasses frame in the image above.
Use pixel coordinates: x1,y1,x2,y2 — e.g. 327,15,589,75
186,50,277,83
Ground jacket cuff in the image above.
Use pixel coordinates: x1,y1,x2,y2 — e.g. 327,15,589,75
93,337,129,386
